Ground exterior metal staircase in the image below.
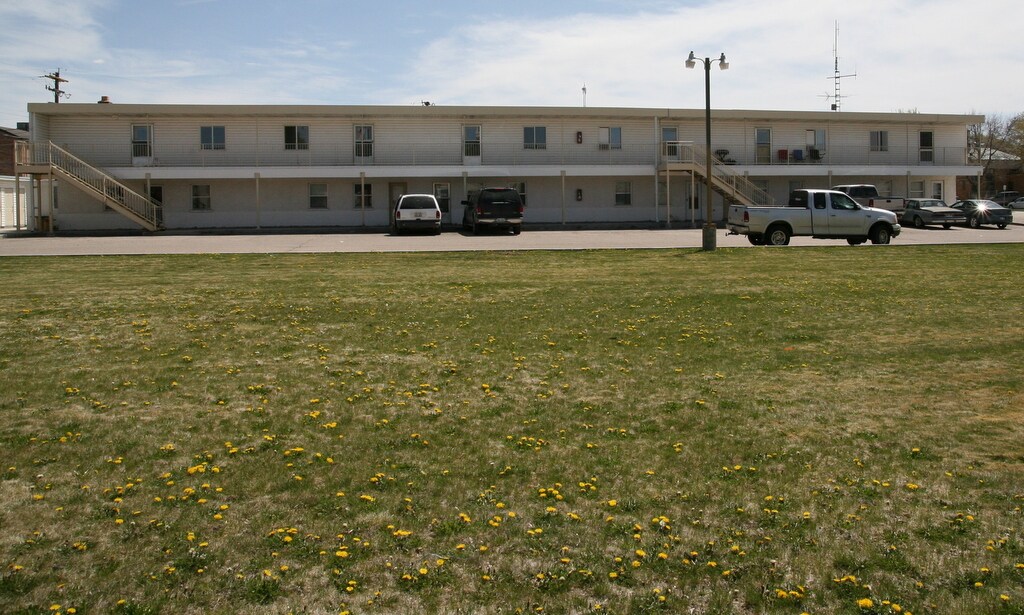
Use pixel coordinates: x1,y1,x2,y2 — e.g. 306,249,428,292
666,143,776,207
16,141,163,231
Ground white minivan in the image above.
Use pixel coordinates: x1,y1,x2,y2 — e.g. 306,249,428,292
393,194,442,235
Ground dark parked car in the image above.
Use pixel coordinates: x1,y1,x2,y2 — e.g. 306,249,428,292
462,188,524,235
393,194,442,234
950,199,1012,229
900,199,966,229
988,191,1020,206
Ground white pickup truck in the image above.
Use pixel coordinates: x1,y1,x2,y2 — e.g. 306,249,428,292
727,189,902,246
832,184,906,214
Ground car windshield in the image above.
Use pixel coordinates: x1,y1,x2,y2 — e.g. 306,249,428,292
398,196,437,210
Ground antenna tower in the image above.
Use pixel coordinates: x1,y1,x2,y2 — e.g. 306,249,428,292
41,69,70,103
826,23,855,111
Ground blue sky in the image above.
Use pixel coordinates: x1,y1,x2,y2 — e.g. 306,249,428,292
1,0,1022,127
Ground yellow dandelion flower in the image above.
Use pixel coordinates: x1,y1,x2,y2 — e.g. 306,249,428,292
857,598,874,608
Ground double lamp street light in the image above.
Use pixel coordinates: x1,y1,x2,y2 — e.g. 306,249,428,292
685,50,728,251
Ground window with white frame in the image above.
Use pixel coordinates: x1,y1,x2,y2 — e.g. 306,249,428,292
870,130,889,152
464,126,481,157
433,182,451,213
523,126,546,150
662,126,679,157
200,126,225,150
309,183,328,209
354,183,372,208
132,124,152,157
931,182,943,200
615,181,632,206
599,127,622,150
806,129,825,160
909,181,925,198
752,179,770,194
286,126,309,150
191,185,211,210
919,131,934,162
355,125,373,157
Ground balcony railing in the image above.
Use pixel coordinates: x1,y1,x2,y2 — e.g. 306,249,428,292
48,143,658,168
33,141,970,170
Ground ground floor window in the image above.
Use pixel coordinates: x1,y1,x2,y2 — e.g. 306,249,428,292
309,183,328,209
355,183,372,208
192,185,211,210
909,181,925,198
615,181,632,206
931,182,944,200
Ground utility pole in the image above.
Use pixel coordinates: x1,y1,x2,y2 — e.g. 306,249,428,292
41,69,70,103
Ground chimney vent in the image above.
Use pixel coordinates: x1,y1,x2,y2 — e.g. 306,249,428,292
98,95,111,104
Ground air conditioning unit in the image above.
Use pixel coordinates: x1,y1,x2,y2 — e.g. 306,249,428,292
598,144,610,150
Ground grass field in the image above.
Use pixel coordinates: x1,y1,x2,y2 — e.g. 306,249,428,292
1,244,1022,615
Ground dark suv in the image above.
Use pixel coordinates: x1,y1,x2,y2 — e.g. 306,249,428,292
461,188,524,235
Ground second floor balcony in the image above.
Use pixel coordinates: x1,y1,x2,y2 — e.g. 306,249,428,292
22,140,971,171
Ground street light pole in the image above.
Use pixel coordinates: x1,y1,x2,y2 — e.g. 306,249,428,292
686,51,728,251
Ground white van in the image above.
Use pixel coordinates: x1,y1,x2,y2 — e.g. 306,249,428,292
393,194,442,235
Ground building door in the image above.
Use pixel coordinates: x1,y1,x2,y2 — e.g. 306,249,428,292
755,128,772,164
132,124,153,166
388,182,407,225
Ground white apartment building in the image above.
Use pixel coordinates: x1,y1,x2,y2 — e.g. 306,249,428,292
15,102,983,232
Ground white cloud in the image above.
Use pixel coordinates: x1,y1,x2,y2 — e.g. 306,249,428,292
389,0,1024,116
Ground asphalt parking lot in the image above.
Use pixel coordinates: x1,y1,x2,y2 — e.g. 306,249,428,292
1,212,1021,256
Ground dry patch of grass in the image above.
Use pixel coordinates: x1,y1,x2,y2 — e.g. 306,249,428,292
1,245,1022,614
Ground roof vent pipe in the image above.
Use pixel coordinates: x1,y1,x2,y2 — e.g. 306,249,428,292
98,96,111,104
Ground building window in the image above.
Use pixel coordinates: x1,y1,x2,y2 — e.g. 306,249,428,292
524,126,546,150
931,181,944,200
662,126,679,157
433,182,451,213
752,179,770,194
599,127,622,150
200,126,225,150
354,183,372,208
132,124,152,157
615,181,632,206
870,130,889,152
285,126,309,150
920,131,934,162
755,128,772,164
192,185,211,210
909,181,925,198
806,129,825,161
309,183,328,209
355,125,373,158
464,126,481,157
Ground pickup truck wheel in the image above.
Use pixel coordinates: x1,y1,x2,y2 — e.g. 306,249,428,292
764,226,791,246
512,226,521,235
870,225,892,245
913,216,925,229
747,234,764,246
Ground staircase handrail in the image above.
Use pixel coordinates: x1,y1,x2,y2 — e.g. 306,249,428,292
674,143,775,206
21,141,161,228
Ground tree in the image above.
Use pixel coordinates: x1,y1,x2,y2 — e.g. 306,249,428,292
967,114,1014,197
